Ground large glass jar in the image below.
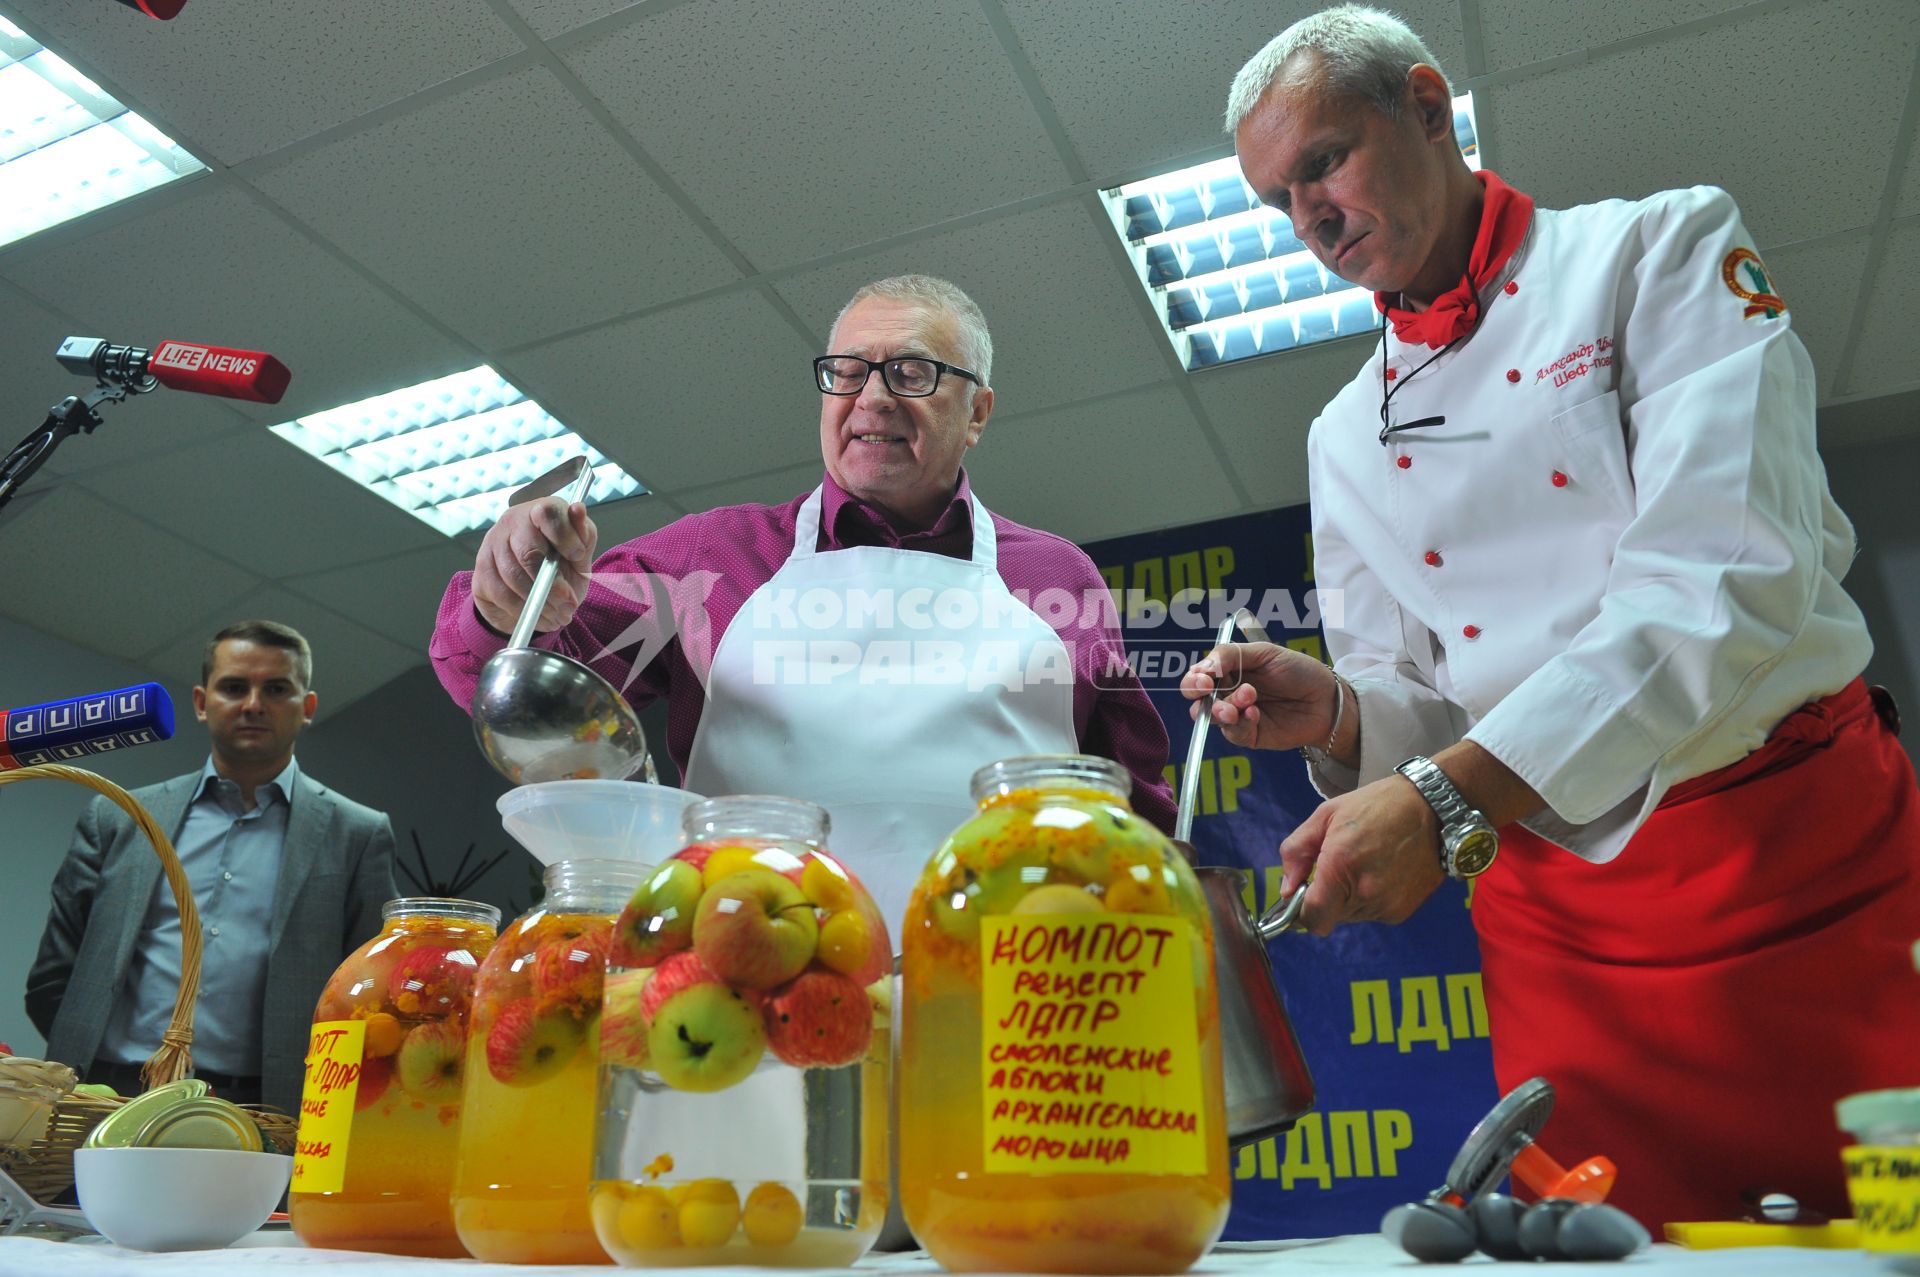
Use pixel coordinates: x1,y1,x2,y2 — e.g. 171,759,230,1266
289,897,500,1257
900,756,1229,1274
452,859,650,1263
591,796,891,1267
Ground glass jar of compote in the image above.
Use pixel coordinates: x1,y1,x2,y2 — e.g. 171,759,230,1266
899,755,1229,1274
451,859,651,1263
289,898,500,1257
591,796,891,1267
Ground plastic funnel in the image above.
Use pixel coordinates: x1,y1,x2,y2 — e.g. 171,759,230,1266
497,780,704,866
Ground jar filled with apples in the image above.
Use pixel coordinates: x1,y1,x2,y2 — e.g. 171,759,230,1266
591,795,891,1267
899,755,1230,1274
450,858,651,1263
289,897,500,1257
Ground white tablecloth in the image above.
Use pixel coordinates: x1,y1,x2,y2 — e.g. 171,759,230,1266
0,1235,1893,1276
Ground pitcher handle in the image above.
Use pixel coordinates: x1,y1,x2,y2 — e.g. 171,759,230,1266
1254,880,1307,941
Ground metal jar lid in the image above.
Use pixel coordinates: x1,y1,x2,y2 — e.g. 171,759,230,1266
133,1096,263,1152
1836,1087,1920,1138
81,1078,211,1149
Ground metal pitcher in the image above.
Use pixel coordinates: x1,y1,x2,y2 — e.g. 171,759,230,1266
1180,608,1316,1149
1196,867,1315,1148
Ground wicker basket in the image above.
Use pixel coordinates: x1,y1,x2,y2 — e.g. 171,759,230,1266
0,763,298,1201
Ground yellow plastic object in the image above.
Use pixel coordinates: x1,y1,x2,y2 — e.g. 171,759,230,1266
1663,1219,1861,1249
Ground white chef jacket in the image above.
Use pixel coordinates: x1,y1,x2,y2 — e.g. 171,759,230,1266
1304,184,1872,861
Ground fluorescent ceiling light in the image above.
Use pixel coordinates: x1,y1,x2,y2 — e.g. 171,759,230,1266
269,366,647,537
1101,93,1480,371
0,13,205,248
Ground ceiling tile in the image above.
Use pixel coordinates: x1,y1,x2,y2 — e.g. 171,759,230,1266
588,493,689,547
0,485,259,661
1819,386,1920,450
1482,0,1915,247
965,385,1238,544
1,185,474,425
1002,0,1465,179
501,289,818,492
2,0,523,166
249,66,739,349
138,585,424,719
283,544,476,651
773,200,1175,419
562,0,1068,267
1840,218,1920,399
672,461,823,513
1762,232,1873,403
505,0,646,40
1477,0,1761,74
1189,337,1372,511
78,429,448,579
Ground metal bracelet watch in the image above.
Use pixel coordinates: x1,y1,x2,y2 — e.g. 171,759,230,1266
1393,755,1499,879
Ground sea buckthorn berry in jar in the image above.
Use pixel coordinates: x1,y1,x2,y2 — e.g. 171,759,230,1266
592,796,891,1267
900,755,1229,1274
451,859,650,1263
290,898,500,1258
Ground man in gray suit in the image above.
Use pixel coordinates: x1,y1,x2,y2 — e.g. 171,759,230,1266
26,620,397,1117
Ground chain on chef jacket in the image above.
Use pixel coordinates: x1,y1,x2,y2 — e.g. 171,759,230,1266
1376,276,1497,447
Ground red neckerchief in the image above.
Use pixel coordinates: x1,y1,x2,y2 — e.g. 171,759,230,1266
1374,171,1534,349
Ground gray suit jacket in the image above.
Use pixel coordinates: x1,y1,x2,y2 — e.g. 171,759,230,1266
25,767,397,1117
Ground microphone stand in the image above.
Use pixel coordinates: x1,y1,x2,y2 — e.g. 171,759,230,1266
0,375,156,519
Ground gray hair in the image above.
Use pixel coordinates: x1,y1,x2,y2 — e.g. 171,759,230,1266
1224,4,1449,134
830,274,994,388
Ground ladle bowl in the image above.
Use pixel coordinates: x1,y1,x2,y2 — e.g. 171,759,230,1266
471,645,652,784
467,455,657,786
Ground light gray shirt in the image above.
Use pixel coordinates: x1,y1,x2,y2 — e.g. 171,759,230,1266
96,756,294,1074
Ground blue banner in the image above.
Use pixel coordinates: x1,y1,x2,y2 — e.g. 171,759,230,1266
1083,504,1498,1240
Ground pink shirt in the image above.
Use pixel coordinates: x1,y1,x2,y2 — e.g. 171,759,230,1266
431,471,1176,832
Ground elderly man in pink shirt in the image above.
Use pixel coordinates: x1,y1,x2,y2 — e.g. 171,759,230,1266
432,275,1173,931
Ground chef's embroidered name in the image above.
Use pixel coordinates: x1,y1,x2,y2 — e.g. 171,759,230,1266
1536,336,1614,387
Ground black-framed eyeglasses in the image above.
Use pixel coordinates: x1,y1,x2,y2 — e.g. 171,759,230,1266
813,355,981,398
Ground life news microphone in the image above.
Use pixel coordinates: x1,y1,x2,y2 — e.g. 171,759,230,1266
0,683,175,772
55,337,292,405
106,0,187,19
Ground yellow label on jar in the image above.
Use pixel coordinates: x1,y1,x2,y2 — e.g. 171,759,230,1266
292,1019,365,1193
1844,1145,1920,1252
980,915,1206,1176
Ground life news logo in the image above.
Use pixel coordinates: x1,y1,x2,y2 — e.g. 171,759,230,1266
151,342,259,377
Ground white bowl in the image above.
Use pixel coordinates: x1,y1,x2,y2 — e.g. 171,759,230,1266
75,1146,292,1251
498,779,703,865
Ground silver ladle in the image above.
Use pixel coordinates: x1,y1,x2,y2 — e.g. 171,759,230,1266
469,456,657,785
1179,607,1306,935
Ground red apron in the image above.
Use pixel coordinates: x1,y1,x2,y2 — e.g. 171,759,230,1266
1472,678,1920,1229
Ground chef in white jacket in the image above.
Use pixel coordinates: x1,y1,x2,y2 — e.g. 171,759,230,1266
1187,2,1920,1230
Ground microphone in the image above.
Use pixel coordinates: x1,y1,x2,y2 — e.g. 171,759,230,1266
0,683,175,771
55,337,291,405
106,0,188,18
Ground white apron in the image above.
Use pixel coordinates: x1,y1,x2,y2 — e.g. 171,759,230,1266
684,484,1080,935
636,487,1078,1196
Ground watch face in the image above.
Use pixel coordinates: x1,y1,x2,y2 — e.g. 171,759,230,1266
1451,827,1499,878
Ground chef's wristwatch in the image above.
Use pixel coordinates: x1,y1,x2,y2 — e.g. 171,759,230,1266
1394,756,1499,879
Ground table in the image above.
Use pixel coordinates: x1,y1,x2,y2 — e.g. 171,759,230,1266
0,1235,1894,1276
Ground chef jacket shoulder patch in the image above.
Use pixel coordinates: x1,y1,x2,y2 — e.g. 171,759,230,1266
1722,247,1786,320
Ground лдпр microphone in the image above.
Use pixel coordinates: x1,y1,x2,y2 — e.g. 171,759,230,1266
0,683,175,771
55,337,291,405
